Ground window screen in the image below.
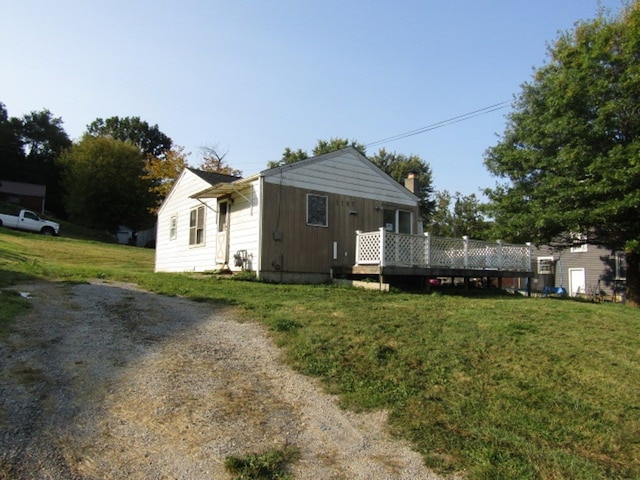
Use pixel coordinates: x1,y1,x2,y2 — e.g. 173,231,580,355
307,194,328,227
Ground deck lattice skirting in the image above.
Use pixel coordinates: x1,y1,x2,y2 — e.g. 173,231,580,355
355,228,532,272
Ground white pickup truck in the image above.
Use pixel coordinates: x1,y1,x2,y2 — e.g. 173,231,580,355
0,209,60,236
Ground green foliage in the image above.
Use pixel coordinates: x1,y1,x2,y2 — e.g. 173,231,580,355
369,147,435,225
0,103,71,216
224,446,299,479
484,2,640,251
57,135,155,230
429,190,491,239
87,116,172,157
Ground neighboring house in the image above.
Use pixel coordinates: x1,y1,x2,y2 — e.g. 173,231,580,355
529,242,626,299
0,180,46,213
155,147,421,283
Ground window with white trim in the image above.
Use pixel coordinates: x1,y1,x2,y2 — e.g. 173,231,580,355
570,233,588,252
537,256,554,274
383,208,412,234
189,206,205,246
307,194,328,227
616,251,627,280
169,214,177,240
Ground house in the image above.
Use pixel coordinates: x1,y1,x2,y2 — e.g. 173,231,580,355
529,243,626,299
155,168,240,272
0,180,47,213
155,147,421,283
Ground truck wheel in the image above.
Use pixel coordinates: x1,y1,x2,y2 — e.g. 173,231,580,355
41,226,54,236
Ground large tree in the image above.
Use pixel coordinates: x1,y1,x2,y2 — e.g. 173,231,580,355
483,2,640,304
428,190,490,239
87,116,172,157
58,135,155,230
0,105,71,216
369,148,434,224
269,139,434,223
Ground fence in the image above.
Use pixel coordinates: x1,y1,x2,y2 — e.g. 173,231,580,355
355,228,531,272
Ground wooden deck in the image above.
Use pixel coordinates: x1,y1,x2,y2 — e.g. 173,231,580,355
336,229,533,290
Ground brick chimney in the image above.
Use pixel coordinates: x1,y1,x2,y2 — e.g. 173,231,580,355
404,172,419,194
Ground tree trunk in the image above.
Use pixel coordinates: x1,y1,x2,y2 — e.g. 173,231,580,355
625,251,640,307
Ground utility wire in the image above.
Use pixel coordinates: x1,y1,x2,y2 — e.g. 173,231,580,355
364,101,510,149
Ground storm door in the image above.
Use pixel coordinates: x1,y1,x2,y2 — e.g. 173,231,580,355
216,201,230,266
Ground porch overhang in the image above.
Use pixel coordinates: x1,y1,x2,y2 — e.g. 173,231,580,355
191,174,259,199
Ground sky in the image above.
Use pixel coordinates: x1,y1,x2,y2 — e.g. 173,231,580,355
1,0,628,197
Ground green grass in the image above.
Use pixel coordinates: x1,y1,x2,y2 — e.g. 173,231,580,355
1,227,639,479
224,446,300,479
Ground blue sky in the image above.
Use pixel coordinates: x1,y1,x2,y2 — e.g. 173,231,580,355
1,0,627,196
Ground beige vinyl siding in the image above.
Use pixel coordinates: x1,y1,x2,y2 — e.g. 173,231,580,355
259,182,419,276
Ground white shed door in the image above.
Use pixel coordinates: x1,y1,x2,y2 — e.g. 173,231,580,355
568,268,586,297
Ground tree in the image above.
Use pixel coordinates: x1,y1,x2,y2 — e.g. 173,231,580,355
58,135,155,230
428,190,491,239
142,146,190,214
198,145,242,176
87,116,172,157
0,103,24,178
20,109,72,215
369,148,435,225
0,105,71,216
483,2,640,304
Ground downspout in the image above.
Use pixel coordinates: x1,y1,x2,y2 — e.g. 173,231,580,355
256,176,264,280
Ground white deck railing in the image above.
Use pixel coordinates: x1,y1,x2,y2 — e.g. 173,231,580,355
355,228,532,272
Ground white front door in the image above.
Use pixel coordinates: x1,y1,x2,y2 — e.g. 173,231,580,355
568,268,586,297
216,201,230,266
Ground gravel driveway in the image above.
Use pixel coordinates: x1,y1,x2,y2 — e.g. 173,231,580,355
0,279,443,479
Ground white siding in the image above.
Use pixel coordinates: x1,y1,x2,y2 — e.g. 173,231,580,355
263,149,416,207
155,170,220,272
226,180,261,272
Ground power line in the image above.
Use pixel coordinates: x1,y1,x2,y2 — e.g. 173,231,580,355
364,101,510,149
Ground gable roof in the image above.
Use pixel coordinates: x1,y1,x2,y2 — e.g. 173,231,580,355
0,180,46,197
193,147,419,205
186,168,241,185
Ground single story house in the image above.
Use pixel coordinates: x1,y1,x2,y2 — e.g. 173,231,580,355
0,180,47,213
155,147,421,283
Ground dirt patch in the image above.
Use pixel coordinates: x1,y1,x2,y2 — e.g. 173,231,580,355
0,279,445,479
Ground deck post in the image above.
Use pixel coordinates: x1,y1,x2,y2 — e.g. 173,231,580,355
526,242,532,271
463,236,469,269
355,230,362,265
424,232,431,267
497,240,503,271
379,227,386,268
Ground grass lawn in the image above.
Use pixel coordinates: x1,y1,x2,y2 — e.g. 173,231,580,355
1,228,639,479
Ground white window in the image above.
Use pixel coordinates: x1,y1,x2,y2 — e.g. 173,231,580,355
218,202,228,232
383,209,412,234
537,256,554,274
616,251,627,280
169,214,177,241
570,233,588,252
307,194,328,227
189,206,205,246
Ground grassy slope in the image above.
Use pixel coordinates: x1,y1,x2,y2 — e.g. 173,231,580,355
1,228,639,479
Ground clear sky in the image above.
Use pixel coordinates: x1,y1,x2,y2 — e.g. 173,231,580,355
1,0,627,196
